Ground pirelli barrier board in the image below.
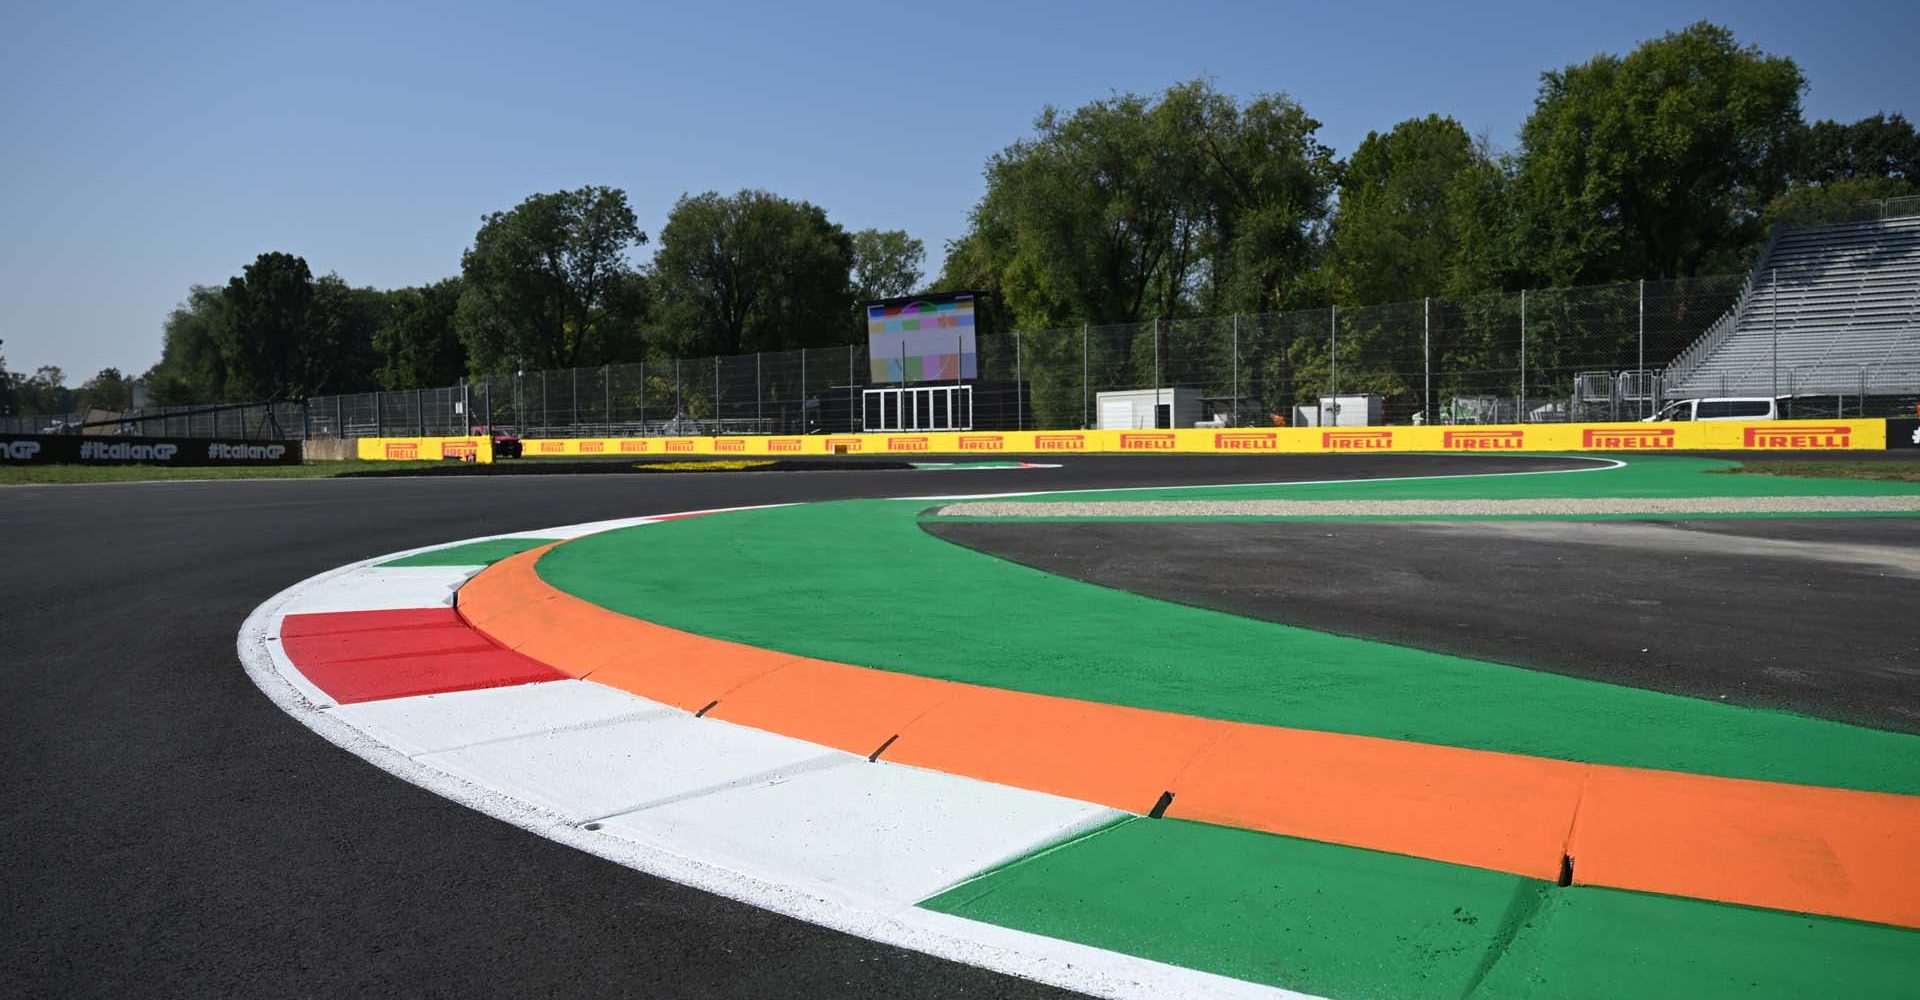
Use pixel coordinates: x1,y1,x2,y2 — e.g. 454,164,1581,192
355,420,1889,461
356,436,495,463
1,433,302,465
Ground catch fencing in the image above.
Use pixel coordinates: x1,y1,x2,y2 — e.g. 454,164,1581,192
12,271,1915,440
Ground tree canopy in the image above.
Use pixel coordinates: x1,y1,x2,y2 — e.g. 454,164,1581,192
456,186,649,374
941,79,1338,330
31,20,1907,414
649,189,855,357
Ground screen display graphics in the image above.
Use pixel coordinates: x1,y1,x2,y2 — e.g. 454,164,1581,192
866,293,978,384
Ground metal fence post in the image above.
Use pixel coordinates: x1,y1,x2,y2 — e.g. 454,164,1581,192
336,394,345,439
375,392,384,437
1231,314,1239,426
1329,305,1338,404
541,371,548,434
674,358,682,421
1520,289,1528,423
713,357,720,431
799,349,806,433
1015,330,1024,430
1152,318,1161,424
755,352,762,429
1081,323,1089,429
482,380,491,435
638,362,646,434
603,365,610,434
1423,297,1431,424
1637,279,1646,418
847,347,855,433
415,388,425,436
1770,268,1779,402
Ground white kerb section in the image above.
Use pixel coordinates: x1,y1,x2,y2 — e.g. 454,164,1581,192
244,508,1333,1000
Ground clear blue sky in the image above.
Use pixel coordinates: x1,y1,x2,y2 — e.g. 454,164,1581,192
2,0,1914,381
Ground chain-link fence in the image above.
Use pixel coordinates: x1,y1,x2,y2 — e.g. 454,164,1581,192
12,271,1916,440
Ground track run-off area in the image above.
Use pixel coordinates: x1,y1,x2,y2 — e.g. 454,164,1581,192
9,452,1920,998
243,456,1920,998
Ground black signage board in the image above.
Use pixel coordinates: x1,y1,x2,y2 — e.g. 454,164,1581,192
0,434,302,466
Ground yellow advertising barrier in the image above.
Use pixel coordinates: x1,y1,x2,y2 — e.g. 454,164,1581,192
356,436,494,463
351,419,1885,461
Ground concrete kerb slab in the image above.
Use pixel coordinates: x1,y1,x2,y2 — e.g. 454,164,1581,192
238,505,1325,1000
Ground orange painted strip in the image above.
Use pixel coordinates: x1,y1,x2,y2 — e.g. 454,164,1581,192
459,543,1920,929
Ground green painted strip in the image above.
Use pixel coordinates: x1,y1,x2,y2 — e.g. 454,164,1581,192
537,488,1920,793
922,510,1920,523
920,818,1918,1000
383,537,559,567
996,456,1920,504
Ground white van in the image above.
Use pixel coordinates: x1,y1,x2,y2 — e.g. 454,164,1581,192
1644,397,1779,422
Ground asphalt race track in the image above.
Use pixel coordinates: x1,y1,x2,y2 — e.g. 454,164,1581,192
3,453,1595,1000
929,515,1920,733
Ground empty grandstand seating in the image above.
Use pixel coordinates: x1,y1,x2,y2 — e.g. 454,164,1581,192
1663,212,1920,399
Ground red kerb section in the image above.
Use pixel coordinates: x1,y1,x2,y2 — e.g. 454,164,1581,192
280,609,564,704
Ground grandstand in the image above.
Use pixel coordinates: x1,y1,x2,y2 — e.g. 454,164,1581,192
1663,207,1920,403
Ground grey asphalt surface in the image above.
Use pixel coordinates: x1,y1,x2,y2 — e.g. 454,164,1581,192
928,513,1920,734
1,452,1591,1000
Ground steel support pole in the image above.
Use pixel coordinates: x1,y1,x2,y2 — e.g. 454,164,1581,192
1329,306,1338,420
755,352,762,429
1153,319,1161,427
1637,279,1646,418
638,363,646,434
603,365,610,434
1520,289,1527,423
1015,330,1025,430
1231,314,1239,426
415,388,424,437
1423,297,1431,425
1771,268,1779,402
847,348,854,433
1081,323,1089,429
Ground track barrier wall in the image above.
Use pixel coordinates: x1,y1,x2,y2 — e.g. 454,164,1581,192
351,420,1887,460
354,436,494,463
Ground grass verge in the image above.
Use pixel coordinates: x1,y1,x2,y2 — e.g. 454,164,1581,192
1715,460,1920,483
0,459,450,484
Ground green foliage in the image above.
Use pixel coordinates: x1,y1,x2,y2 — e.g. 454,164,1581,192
74,367,134,411
1327,116,1510,302
457,186,648,374
849,229,925,304
222,252,316,398
143,287,232,404
374,278,467,389
1794,113,1920,185
1510,22,1805,283
941,79,1338,329
649,189,855,356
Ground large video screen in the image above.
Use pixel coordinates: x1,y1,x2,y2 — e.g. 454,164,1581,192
866,293,978,384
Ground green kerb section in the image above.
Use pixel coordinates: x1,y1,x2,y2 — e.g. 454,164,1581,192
920,818,1918,999
382,537,559,567
539,459,1920,793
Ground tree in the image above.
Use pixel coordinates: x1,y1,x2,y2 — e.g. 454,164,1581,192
649,189,855,356
222,252,316,398
1326,116,1508,304
303,275,385,395
1795,113,1920,186
849,229,925,304
374,278,468,389
144,286,234,404
940,80,1337,329
75,368,134,411
456,186,648,373
1511,22,1804,283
